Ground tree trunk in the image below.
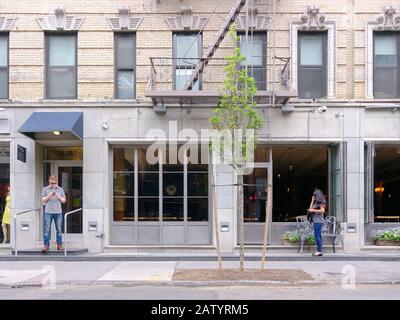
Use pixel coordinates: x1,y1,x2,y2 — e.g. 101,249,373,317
260,183,272,270
212,174,223,271
238,174,245,271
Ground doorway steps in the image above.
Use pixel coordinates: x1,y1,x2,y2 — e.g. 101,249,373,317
10,248,88,256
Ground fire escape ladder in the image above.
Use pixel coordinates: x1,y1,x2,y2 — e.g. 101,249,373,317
183,0,247,90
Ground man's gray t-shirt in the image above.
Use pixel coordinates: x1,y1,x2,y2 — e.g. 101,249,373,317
41,186,66,214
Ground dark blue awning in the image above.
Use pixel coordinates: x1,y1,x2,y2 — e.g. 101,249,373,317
18,112,83,140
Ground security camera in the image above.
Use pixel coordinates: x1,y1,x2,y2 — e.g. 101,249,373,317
317,105,327,113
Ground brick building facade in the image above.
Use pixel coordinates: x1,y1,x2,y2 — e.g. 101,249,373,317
0,0,399,254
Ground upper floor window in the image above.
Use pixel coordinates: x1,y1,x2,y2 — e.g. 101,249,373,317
173,33,202,90
46,33,77,99
374,32,400,98
298,32,327,99
115,33,135,99
239,33,267,91
0,34,8,99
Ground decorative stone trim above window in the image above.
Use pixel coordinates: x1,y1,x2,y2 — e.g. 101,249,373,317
366,5,400,98
299,5,327,30
107,7,143,31
37,7,84,31
376,5,400,30
290,5,336,99
165,5,207,31
235,8,270,31
0,16,16,31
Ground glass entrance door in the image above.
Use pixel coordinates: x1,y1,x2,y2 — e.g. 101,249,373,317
242,165,272,244
244,168,268,223
56,165,83,233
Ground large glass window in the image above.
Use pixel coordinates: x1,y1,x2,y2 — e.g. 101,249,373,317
138,148,159,221
239,33,266,90
298,32,327,99
113,148,134,221
374,33,400,98
187,148,208,221
0,34,9,99
372,145,400,222
173,33,201,90
112,147,209,222
115,33,135,99
46,34,77,99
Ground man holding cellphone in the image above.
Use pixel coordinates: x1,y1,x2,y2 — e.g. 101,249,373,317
41,175,66,252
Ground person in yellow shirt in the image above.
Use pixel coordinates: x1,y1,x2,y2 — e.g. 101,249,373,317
2,186,10,244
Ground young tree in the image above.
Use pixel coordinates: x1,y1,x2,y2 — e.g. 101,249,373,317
210,24,263,271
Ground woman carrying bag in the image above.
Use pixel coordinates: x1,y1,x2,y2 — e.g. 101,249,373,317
307,188,326,257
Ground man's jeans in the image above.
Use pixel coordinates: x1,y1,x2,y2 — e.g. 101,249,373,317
44,213,63,246
313,222,323,253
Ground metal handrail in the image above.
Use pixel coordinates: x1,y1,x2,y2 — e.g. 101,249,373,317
64,208,83,257
13,208,41,256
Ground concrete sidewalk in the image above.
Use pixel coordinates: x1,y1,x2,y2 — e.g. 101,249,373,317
0,260,399,288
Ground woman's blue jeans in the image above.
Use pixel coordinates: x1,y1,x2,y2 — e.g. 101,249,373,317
44,213,63,246
313,222,323,252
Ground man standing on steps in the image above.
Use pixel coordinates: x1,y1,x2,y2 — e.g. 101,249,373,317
41,175,66,253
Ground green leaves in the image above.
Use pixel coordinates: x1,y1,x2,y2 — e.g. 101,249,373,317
374,228,400,241
210,23,264,167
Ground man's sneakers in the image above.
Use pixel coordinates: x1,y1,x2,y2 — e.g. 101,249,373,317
42,244,63,253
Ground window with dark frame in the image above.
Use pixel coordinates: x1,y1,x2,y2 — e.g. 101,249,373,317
374,32,400,98
298,32,327,99
115,33,136,99
45,33,77,99
239,33,267,91
173,33,202,90
112,147,209,222
0,34,8,99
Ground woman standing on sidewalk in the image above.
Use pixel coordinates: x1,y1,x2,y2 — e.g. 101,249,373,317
1,186,10,244
307,188,326,257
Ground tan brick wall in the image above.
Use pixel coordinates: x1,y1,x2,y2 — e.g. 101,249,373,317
0,0,397,102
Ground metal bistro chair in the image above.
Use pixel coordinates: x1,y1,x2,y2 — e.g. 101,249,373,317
295,215,313,254
321,215,345,253
296,214,344,254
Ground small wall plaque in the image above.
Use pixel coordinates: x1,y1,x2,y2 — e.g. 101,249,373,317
17,145,26,163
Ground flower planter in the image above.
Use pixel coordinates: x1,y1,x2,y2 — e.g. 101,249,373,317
375,240,400,246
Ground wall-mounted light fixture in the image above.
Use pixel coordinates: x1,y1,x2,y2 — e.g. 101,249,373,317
102,122,108,130
313,105,327,113
53,130,61,136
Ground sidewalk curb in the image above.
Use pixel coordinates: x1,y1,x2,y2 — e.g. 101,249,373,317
1,279,400,289
1,255,400,261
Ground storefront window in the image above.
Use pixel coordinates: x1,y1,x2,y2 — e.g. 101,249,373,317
373,145,400,222
112,146,209,223
138,148,159,221
113,148,134,221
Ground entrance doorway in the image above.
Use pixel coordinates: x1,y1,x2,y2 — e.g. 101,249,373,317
43,147,83,234
0,143,10,244
243,165,272,244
